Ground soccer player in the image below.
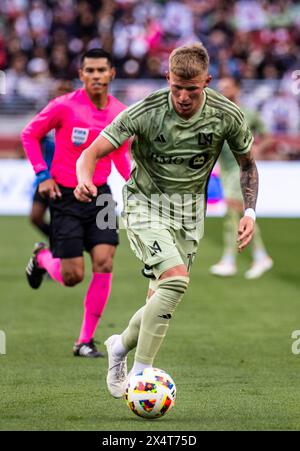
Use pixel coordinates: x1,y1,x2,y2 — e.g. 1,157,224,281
29,81,74,239
22,49,131,357
29,135,54,239
210,76,273,279
75,43,258,396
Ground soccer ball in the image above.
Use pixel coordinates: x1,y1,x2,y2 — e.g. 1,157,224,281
125,367,176,419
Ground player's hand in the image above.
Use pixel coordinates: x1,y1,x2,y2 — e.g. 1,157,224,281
74,181,97,202
39,179,62,200
237,216,255,252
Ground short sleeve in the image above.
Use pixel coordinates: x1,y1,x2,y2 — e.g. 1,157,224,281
100,109,137,149
226,113,254,156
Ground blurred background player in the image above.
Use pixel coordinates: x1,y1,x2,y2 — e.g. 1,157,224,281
210,76,273,279
22,49,131,358
29,80,74,240
29,134,54,239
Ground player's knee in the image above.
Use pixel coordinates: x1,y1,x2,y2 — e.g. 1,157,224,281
62,270,84,287
29,213,42,227
92,257,113,273
158,276,190,298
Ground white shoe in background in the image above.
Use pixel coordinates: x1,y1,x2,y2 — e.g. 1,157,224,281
210,261,237,277
244,257,273,279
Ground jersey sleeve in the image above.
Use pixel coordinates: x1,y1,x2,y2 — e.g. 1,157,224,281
100,107,139,149
21,98,63,174
226,112,254,156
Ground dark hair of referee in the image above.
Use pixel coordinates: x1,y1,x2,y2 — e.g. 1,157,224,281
80,48,114,68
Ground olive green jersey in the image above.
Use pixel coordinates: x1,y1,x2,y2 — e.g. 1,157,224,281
101,87,253,226
219,108,266,173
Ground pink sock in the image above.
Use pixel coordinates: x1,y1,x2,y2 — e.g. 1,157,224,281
78,273,112,344
37,249,64,286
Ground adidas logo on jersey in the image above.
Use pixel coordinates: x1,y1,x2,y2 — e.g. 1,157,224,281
154,134,166,143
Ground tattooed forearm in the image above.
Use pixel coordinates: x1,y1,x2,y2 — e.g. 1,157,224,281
236,153,259,210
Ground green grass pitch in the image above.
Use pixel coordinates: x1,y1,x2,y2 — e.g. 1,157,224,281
0,216,300,431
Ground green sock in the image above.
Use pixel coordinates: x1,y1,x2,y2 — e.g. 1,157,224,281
222,208,240,262
121,278,159,352
252,222,268,261
134,276,189,365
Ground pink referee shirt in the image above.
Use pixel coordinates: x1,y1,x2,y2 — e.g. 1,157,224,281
21,88,131,188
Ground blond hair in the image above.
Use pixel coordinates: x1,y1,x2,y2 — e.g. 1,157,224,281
169,43,209,79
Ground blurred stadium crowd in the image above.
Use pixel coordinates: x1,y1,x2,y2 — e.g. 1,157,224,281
0,0,299,158
1,0,300,80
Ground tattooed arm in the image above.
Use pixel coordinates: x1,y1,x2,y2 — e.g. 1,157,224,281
236,151,258,209
234,151,259,252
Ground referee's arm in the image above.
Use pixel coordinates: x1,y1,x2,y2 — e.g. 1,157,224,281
75,135,116,202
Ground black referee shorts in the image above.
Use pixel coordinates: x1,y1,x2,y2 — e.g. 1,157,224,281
49,184,119,259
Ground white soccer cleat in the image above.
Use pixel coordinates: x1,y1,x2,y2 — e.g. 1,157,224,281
244,257,273,279
104,335,128,398
210,261,237,277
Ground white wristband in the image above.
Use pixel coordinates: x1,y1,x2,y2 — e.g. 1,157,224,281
244,208,256,221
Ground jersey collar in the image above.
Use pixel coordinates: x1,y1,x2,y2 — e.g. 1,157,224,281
168,89,207,123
